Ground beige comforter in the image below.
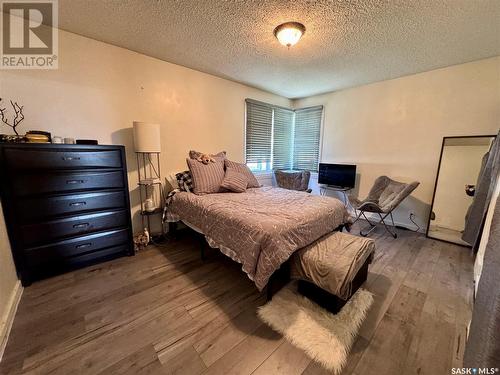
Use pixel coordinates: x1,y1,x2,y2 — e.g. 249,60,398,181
168,187,348,290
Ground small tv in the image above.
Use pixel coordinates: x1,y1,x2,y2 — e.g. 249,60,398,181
318,163,356,188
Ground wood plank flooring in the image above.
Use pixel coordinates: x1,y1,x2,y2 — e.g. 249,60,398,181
0,223,474,375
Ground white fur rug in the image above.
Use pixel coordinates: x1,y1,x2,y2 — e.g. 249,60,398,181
257,285,373,374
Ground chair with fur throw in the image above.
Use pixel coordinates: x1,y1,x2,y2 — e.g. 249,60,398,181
274,170,312,193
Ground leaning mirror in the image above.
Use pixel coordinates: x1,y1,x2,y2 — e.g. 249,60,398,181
427,135,496,246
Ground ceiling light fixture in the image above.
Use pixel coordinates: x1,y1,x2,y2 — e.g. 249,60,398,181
273,22,306,48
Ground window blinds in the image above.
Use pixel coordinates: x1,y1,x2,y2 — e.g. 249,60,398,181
245,100,273,172
294,106,323,172
245,99,322,172
272,107,294,170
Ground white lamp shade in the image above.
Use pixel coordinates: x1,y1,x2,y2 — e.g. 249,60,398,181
133,121,161,153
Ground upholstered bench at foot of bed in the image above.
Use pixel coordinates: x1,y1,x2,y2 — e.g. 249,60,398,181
290,231,375,313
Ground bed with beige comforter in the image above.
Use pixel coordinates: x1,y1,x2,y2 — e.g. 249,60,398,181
167,186,349,291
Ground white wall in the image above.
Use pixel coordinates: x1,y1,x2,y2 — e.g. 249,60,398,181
432,144,489,231
294,57,500,229
0,29,291,234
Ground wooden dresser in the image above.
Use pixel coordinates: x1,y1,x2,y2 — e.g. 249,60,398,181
0,143,134,286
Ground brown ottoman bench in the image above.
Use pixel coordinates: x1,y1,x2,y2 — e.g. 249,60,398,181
290,231,375,313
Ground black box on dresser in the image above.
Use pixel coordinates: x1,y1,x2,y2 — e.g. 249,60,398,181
0,143,134,286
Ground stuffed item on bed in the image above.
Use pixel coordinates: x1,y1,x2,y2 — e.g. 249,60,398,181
189,150,226,163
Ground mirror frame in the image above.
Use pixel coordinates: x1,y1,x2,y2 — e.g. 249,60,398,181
426,134,497,246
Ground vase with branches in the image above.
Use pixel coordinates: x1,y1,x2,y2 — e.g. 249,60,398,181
0,98,25,135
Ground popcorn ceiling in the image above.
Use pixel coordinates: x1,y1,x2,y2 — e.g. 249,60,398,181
59,0,500,98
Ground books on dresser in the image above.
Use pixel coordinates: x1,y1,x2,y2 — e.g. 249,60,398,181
0,143,134,286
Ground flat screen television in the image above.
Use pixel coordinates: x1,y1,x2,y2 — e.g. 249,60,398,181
318,163,356,188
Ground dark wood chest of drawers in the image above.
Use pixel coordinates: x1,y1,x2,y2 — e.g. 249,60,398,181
0,143,134,286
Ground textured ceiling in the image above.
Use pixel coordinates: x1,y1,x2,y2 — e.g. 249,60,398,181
58,0,500,98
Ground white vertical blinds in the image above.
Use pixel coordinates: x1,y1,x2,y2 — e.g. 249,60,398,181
293,106,323,171
245,99,322,172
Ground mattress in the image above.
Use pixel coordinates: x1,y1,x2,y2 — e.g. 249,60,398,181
168,186,349,290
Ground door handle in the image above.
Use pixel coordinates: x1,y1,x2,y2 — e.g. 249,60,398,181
75,243,92,249
62,156,80,161
73,222,89,229
66,179,85,185
69,201,86,207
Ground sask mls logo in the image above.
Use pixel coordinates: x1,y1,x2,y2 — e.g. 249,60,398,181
1,0,58,69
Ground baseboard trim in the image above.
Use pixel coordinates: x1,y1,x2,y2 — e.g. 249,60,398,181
0,280,23,362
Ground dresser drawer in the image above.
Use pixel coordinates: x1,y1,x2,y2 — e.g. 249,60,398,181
19,210,129,247
12,171,124,196
26,244,130,274
4,149,122,169
25,229,130,266
16,191,126,221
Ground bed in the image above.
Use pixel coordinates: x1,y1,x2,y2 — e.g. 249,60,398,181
166,186,349,291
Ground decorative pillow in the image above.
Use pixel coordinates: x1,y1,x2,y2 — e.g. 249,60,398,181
186,157,225,195
220,169,248,193
175,170,193,192
224,159,260,188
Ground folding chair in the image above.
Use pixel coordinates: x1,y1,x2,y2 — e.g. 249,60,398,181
350,176,419,238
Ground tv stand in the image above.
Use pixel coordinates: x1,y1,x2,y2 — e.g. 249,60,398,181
320,185,353,208
326,185,350,191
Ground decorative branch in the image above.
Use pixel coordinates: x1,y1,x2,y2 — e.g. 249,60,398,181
0,98,24,135
12,101,24,128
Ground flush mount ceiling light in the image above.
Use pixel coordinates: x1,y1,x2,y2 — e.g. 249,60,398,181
273,22,306,48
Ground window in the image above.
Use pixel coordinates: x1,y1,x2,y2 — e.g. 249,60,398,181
245,100,273,172
245,99,323,172
293,106,323,171
272,107,294,170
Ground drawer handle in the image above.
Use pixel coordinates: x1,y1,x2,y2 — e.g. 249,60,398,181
69,201,86,207
66,179,85,185
73,222,89,229
75,243,92,249
62,156,80,161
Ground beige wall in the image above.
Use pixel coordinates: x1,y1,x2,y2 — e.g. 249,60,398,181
0,203,17,307
0,203,18,345
294,57,500,229
0,29,289,326
0,29,290,234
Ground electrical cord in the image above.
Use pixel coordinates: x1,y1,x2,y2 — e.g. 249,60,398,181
409,213,420,232
396,213,421,232
147,153,160,178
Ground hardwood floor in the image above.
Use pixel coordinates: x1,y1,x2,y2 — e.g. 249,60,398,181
0,223,474,375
